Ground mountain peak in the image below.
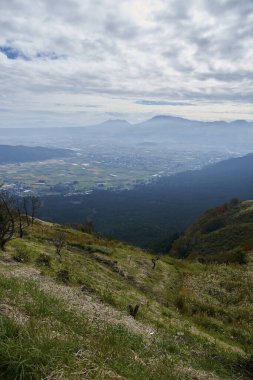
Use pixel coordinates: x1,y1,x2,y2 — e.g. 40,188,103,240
230,119,248,125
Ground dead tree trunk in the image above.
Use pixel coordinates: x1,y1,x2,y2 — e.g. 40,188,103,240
151,256,160,270
0,193,15,250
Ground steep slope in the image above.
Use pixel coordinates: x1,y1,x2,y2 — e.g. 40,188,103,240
170,199,253,262
0,219,252,379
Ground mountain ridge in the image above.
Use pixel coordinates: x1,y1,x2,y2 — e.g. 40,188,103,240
95,114,252,128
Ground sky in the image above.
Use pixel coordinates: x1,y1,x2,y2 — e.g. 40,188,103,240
1,0,253,127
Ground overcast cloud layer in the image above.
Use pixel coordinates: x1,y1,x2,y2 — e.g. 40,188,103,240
1,0,253,127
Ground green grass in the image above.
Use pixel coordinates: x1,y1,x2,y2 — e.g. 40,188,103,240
0,275,245,380
0,219,253,379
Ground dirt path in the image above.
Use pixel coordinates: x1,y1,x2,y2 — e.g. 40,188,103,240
0,263,156,339
0,261,247,360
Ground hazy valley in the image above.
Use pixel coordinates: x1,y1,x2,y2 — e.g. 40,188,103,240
1,116,253,251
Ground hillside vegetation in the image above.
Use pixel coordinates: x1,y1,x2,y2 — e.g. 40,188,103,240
170,199,253,263
0,217,252,379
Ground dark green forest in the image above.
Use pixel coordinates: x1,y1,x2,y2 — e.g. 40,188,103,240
39,154,253,251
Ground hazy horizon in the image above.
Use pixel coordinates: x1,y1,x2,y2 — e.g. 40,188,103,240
0,113,253,129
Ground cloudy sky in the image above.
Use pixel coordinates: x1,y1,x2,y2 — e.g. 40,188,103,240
1,0,253,127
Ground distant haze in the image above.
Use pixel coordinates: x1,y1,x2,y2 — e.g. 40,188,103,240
1,115,253,154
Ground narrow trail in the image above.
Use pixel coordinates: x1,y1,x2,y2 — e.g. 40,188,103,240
0,262,156,339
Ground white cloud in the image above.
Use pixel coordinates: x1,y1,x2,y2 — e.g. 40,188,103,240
1,0,253,127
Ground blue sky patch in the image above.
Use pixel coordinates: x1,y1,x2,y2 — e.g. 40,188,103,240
0,46,30,60
0,45,64,61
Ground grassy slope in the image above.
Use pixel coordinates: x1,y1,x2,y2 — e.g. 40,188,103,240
0,219,252,379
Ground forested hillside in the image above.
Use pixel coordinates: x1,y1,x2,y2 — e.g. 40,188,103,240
170,199,253,262
39,153,253,251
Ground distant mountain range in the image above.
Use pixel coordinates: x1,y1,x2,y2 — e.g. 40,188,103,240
94,114,253,129
1,115,253,153
86,114,253,152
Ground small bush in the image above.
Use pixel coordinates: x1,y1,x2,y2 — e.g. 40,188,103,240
128,304,140,318
237,355,253,378
201,247,248,265
85,244,113,256
174,239,192,259
81,283,95,294
233,247,248,264
13,247,31,263
218,248,248,264
98,289,116,306
56,269,70,284
175,293,187,313
36,253,52,267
